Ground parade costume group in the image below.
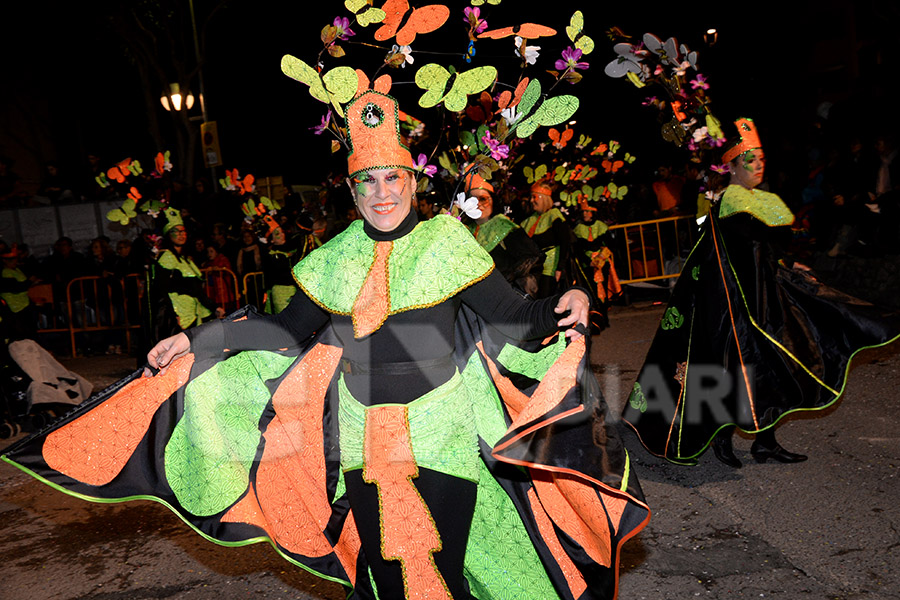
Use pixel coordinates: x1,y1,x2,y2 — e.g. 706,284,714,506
2,84,649,599
3,9,900,600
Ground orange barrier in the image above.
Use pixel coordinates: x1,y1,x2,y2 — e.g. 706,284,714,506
606,215,698,284
242,271,266,310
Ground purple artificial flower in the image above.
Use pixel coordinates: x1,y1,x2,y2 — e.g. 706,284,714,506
481,133,510,160
414,153,438,178
641,96,659,106
555,46,590,71
310,110,331,135
333,16,355,41
710,163,730,174
463,7,488,34
690,73,709,90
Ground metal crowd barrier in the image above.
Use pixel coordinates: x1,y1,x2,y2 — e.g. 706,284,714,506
32,268,244,357
242,271,266,310
606,215,698,284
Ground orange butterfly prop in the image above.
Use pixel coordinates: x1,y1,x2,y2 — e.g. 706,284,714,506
602,159,624,173
548,127,574,149
466,91,495,124
374,0,450,47
671,100,687,122
107,158,134,184
127,187,142,202
496,77,529,112
591,143,609,156
478,23,557,40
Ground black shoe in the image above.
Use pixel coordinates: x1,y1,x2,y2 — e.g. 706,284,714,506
711,433,742,468
750,443,808,464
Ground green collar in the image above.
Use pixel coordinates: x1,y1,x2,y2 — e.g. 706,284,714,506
573,221,608,240
719,185,794,227
469,215,517,252
293,215,494,315
521,208,564,236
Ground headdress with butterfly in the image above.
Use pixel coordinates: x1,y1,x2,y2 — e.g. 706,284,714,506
279,1,599,220
99,151,174,227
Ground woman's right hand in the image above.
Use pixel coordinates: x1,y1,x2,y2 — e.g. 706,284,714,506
144,332,190,377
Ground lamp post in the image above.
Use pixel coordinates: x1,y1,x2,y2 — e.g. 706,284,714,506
160,83,195,113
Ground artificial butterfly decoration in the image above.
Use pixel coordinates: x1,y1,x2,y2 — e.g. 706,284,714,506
591,143,608,156
576,134,592,149
478,23,556,40
107,158,142,184
522,163,548,184
602,159,624,173
153,151,173,177
281,55,359,118
623,152,637,164
510,78,579,138
548,127,574,149
569,164,597,182
496,77,529,111
565,11,594,55
465,91,495,124
602,182,629,200
553,165,573,185
415,63,497,112
106,199,138,226
344,0,386,26
374,0,450,47
126,187,142,202
470,0,501,5
671,100,687,122
220,169,256,196
95,172,110,189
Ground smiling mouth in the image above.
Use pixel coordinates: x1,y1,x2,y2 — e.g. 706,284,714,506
371,202,397,215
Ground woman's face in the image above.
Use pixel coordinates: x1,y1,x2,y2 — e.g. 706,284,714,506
470,189,493,221
730,149,766,190
169,226,188,247
271,227,286,245
347,168,414,232
206,246,217,260
242,230,255,246
530,191,553,214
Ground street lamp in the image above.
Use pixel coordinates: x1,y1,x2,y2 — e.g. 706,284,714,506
704,28,718,46
160,83,195,112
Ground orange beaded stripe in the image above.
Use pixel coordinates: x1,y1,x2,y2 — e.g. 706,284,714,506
352,241,393,338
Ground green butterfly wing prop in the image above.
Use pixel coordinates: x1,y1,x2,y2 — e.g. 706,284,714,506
566,11,594,55
470,0,501,5
106,200,138,226
415,64,497,112
345,0,386,26
512,79,580,138
523,163,548,184
281,55,358,117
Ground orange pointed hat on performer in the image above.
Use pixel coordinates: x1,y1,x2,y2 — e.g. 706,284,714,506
465,171,494,194
722,117,762,163
345,73,415,178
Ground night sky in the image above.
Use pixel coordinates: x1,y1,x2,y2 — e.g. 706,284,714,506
2,1,897,191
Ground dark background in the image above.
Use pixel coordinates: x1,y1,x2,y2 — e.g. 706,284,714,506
2,0,898,195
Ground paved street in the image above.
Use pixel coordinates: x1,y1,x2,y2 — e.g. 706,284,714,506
2,301,898,599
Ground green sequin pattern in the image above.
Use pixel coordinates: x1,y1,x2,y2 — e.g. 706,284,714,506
470,215,517,252
496,334,565,381
460,350,508,447
718,184,795,226
293,216,494,315
464,461,560,599
337,371,481,483
157,250,211,328
165,351,296,516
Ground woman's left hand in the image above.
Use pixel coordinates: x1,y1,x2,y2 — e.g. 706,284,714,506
555,289,590,340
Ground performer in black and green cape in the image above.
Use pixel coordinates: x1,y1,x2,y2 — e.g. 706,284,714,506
465,171,543,296
3,85,649,600
520,182,573,299
625,118,900,467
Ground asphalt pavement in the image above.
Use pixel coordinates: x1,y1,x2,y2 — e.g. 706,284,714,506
1,301,898,600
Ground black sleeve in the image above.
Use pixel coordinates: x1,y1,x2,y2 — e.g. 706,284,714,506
458,269,565,340
186,288,330,355
551,217,572,265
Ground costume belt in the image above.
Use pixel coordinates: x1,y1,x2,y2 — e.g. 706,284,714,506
339,354,454,375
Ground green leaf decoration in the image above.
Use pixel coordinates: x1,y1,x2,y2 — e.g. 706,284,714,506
566,11,594,55
438,152,458,176
459,130,477,155
415,63,497,112
475,124,489,153
661,307,685,330
345,0,386,26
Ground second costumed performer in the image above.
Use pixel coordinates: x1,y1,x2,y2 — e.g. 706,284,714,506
2,87,649,598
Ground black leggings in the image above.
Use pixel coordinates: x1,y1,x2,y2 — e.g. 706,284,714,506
345,467,477,599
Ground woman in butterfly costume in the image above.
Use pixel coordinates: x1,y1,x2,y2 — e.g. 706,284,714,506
2,87,649,599
624,118,900,467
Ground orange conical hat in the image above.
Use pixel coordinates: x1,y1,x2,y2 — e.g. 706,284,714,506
722,117,762,163
345,90,414,178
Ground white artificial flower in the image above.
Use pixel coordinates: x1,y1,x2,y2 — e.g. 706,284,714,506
455,192,482,218
514,36,540,65
392,44,414,68
500,105,520,125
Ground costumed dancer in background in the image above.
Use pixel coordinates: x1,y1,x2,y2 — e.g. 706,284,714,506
151,208,224,340
571,200,620,330
625,118,900,467
261,221,300,314
520,181,573,299
2,82,649,599
464,171,543,296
